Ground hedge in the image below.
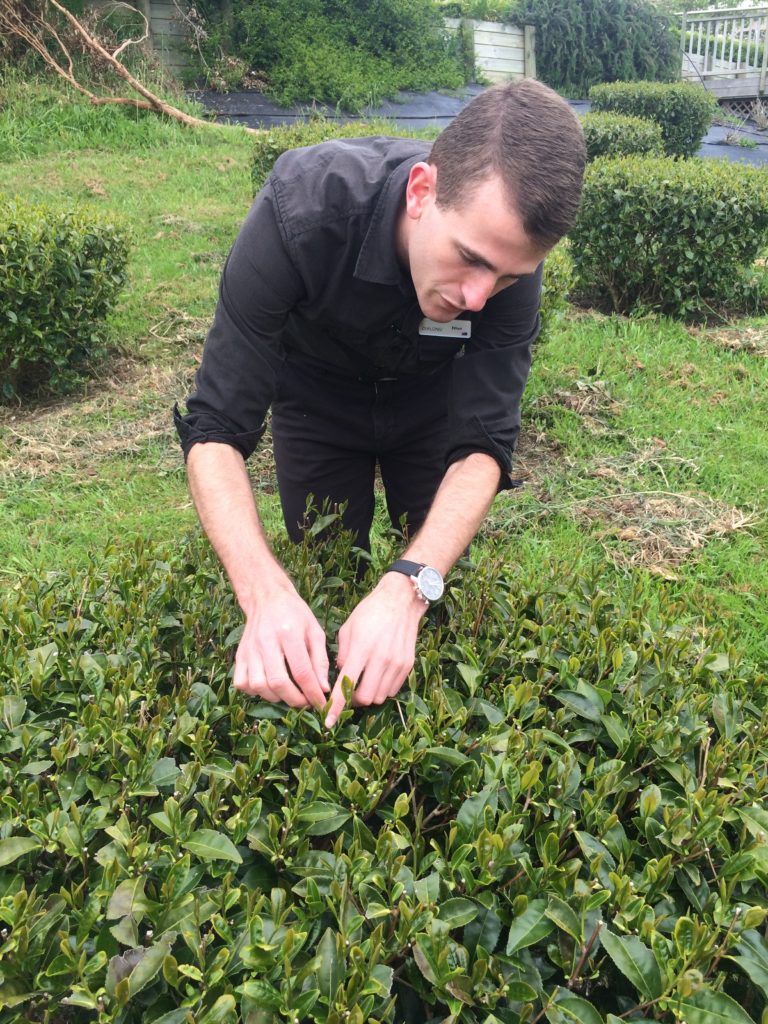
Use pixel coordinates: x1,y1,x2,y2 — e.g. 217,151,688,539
570,155,768,316
580,111,664,161
251,120,439,194
0,196,129,398
539,239,574,340
588,81,718,159
0,531,766,1021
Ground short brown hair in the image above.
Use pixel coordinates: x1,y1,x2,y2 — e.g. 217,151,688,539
428,79,586,249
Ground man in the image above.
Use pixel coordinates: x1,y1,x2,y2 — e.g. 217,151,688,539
174,79,585,727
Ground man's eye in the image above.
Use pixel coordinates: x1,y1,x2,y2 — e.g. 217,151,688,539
459,251,478,265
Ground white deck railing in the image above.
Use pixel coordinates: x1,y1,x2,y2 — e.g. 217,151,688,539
681,6,768,97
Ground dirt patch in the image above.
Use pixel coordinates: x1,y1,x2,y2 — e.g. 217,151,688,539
513,427,571,496
573,491,756,578
688,325,768,356
0,360,196,479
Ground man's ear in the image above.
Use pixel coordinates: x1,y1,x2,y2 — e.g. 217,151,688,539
404,162,438,220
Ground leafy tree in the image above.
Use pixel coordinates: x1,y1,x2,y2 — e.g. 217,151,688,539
521,0,679,96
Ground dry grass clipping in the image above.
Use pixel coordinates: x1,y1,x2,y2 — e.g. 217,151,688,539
573,491,756,578
514,428,572,494
533,378,622,433
687,325,768,356
0,360,197,478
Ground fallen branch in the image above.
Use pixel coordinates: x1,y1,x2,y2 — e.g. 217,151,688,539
0,0,263,134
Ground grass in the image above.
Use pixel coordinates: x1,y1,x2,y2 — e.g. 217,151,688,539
1,74,767,670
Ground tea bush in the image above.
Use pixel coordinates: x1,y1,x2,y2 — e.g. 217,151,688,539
580,112,664,161
588,81,718,159
570,156,768,316
0,195,129,397
0,528,767,1022
539,240,574,340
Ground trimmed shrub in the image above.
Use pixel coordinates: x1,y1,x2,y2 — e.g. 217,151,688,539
581,111,664,161
251,119,438,193
0,196,129,397
589,81,718,158
1,531,767,1019
570,156,768,316
539,239,574,339
521,0,679,96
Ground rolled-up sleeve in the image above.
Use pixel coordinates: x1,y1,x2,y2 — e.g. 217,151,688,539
445,263,541,489
174,186,304,461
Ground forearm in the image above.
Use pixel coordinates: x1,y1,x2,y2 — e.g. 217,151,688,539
404,452,501,572
186,441,292,613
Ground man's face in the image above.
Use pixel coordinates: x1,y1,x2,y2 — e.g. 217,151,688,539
399,164,548,323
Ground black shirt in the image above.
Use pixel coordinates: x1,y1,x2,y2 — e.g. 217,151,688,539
174,136,542,486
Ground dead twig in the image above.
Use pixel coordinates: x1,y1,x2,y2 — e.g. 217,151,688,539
0,0,264,135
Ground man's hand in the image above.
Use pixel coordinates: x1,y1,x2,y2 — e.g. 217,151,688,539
233,583,330,710
324,572,425,727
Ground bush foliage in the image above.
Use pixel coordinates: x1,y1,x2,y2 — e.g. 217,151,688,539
520,0,679,96
0,530,767,1022
580,112,664,161
0,195,129,398
539,240,574,340
250,120,439,194
192,0,465,109
570,156,768,317
588,82,718,159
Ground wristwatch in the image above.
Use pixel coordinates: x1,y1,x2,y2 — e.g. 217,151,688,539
386,559,444,605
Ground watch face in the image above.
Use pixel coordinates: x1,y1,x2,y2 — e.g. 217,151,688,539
418,566,444,601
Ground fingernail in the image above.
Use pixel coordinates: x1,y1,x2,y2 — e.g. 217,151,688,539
325,715,336,728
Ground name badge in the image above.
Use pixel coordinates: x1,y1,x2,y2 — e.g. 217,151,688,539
418,318,472,339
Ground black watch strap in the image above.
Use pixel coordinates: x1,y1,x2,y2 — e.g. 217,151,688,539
387,559,425,577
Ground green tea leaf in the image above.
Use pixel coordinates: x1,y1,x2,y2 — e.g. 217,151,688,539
106,877,148,920
0,837,40,867
545,895,583,943
506,900,554,955
728,929,768,999
674,988,756,1023
438,897,478,929
545,987,604,1024
317,927,343,1005
600,929,663,999
182,829,242,863
738,804,768,840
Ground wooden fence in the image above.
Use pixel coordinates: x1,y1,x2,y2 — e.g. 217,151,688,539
681,5,768,106
445,19,536,82
87,0,191,72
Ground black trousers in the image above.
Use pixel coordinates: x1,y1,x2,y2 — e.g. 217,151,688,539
271,358,451,551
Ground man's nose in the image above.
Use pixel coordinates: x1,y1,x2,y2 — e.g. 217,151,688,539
460,273,496,312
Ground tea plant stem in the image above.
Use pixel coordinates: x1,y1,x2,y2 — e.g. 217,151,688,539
567,918,603,989
698,733,711,786
705,907,742,979
618,994,665,1018
529,989,559,1024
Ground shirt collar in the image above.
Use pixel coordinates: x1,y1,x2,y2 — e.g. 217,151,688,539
353,155,418,288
